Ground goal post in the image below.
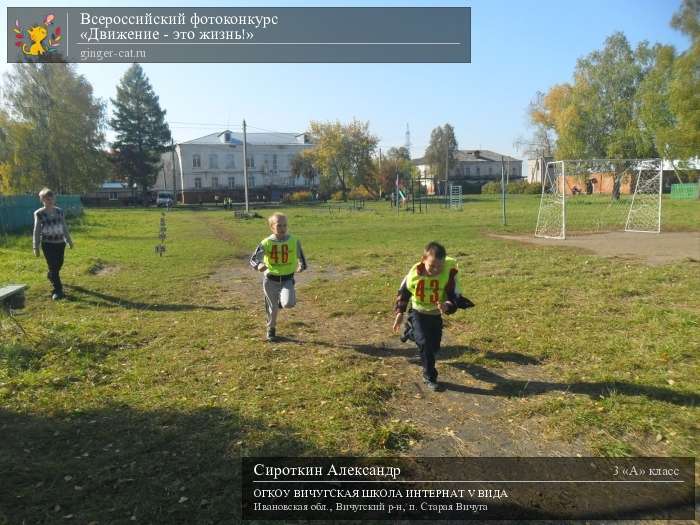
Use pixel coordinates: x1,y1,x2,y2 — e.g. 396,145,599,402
535,161,566,239
625,159,663,233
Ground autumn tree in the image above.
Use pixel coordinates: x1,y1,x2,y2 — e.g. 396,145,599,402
376,146,415,195
303,119,379,198
0,63,106,193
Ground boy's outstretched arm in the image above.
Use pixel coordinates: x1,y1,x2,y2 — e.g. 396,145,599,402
297,239,307,272
392,275,411,332
250,243,266,271
443,267,474,314
32,211,41,256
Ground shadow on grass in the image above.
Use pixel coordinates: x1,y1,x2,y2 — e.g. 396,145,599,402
339,342,541,366
67,285,238,312
445,363,700,407
0,405,319,524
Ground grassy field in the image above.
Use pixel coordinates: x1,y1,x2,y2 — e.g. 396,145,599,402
1,195,698,523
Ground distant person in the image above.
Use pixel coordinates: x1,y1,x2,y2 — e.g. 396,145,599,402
393,242,473,391
250,213,308,342
32,188,74,300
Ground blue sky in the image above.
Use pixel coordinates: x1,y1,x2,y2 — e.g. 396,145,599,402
1,0,692,159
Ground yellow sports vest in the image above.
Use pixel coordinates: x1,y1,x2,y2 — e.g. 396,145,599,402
407,257,456,312
262,235,298,276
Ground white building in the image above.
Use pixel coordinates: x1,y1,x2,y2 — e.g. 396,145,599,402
154,130,317,203
413,149,523,194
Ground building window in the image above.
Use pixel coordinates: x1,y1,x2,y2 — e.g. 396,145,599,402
109,191,118,201
225,154,235,169
194,178,202,189
488,166,493,175
192,154,201,168
224,131,231,142
272,154,278,170
247,156,255,168
250,175,256,187
511,166,517,176
209,154,219,169
212,177,219,188
476,166,480,176
466,166,471,176
228,177,235,189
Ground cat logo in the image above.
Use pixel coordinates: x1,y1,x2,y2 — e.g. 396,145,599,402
13,13,62,58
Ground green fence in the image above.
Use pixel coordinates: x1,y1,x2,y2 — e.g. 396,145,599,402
0,195,83,233
670,183,699,200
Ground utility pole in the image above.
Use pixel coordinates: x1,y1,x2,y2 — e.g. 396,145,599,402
501,156,507,226
444,140,449,207
242,119,249,213
171,138,176,196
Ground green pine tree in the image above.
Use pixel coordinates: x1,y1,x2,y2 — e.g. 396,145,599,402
110,64,171,197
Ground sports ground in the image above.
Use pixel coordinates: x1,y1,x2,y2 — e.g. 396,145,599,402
0,194,698,522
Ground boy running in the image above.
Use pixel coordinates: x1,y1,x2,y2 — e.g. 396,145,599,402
250,213,307,341
393,242,473,391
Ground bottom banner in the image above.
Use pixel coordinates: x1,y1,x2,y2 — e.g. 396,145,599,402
242,457,695,520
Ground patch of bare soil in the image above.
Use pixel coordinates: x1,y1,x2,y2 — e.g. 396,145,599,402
492,231,700,266
87,261,120,276
207,258,590,457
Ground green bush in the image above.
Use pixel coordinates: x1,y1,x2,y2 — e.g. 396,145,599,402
481,181,501,194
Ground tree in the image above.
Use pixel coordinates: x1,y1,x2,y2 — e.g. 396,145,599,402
304,119,378,198
424,124,458,190
530,34,659,198
110,64,171,196
376,147,415,195
290,149,318,185
666,0,700,160
637,44,678,160
514,91,556,158
0,63,107,194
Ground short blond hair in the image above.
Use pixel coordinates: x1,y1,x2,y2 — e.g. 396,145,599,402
38,187,54,199
268,212,287,227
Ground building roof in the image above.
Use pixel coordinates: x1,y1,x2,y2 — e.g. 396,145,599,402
181,130,308,146
413,149,521,165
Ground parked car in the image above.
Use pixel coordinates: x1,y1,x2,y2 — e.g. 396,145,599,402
156,191,174,207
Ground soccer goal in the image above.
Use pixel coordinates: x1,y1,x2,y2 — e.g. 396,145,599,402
535,159,663,239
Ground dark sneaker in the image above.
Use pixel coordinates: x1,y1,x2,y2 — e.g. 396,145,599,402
266,328,277,342
52,291,65,300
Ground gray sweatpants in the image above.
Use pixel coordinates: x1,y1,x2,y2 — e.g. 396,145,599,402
263,277,296,329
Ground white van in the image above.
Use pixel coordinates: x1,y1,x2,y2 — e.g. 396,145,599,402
156,191,174,207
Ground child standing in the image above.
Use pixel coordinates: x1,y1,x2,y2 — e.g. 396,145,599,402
393,242,473,391
250,213,307,341
32,188,74,300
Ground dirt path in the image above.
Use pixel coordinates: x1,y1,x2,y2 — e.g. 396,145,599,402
492,231,700,266
209,258,590,457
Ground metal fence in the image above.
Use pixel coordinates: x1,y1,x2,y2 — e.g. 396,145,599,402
670,183,699,200
0,195,83,233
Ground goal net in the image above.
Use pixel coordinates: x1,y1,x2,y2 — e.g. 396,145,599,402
535,159,663,239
